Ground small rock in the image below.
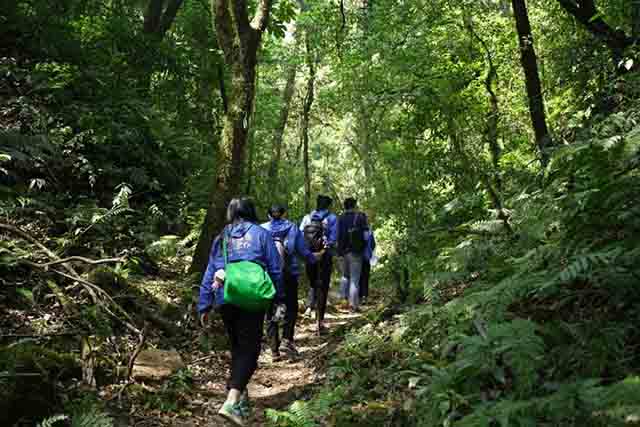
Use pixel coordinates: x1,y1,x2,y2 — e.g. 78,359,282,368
132,349,185,381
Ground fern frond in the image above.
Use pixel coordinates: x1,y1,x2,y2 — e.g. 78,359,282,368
37,414,69,427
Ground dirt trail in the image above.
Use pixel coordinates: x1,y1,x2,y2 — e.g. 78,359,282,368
125,301,359,427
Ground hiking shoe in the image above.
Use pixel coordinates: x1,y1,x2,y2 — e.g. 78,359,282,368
279,339,300,357
239,391,251,418
218,401,246,426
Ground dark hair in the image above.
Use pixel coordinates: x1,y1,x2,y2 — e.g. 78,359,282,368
316,195,333,210
268,204,287,219
344,197,357,210
226,197,258,223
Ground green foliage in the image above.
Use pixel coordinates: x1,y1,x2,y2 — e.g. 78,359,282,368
271,96,640,426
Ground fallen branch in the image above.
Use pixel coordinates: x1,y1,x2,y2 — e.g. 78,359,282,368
30,256,125,269
117,323,149,401
0,222,79,277
127,323,148,380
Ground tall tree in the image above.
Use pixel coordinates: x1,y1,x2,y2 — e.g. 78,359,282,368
511,0,552,167
190,0,273,275
300,37,316,212
267,62,298,192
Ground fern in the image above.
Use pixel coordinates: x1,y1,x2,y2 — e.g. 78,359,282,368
38,414,69,427
70,407,113,427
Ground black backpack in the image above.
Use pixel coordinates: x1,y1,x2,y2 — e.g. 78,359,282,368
346,213,366,254
303,212,328,252
272,228,291,273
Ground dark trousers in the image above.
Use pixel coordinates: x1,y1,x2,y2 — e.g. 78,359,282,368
359,259,371,299
221,304,265,391
306,254,333,322
266,272,299,350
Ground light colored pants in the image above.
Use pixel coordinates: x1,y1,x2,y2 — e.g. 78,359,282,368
340,253,363,309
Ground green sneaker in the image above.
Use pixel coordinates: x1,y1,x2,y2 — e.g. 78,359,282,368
218,401,246,426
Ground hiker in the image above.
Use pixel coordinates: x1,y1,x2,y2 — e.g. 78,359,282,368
359,229,376,305
198,197,285,426
300,195,338,335
337,197,369,312
261,204,323,360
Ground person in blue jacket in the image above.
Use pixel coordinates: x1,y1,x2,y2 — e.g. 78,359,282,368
262,204,322,359
198,197,284,426
299,195,338,335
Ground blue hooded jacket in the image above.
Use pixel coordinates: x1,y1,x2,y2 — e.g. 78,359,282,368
261,218,317,277
198,221,283,314
299,209,338,251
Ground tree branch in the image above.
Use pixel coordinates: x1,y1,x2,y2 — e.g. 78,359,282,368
158,0,185,36
556,0,632,53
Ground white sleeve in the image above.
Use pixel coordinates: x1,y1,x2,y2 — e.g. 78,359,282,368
299,215,310,231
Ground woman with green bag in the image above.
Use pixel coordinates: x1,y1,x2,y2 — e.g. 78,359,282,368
198,197,284,426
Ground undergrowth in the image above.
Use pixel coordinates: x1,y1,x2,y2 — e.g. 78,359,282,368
267,102,640,426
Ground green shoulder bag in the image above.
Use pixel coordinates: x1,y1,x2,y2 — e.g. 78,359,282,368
222,230,275,312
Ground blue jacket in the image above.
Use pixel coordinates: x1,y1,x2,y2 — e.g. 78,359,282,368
198,221,283,314
299,209,338,251
261,218,317,277
364,231,376,261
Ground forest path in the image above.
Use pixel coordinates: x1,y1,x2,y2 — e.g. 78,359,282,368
123,289,360,427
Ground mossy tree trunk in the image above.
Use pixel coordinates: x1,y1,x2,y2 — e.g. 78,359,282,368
190,0,273,276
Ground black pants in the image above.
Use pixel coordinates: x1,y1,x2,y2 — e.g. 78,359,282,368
266,272,299,350
306,254,333,322
359,259,371,299
221,304,265,391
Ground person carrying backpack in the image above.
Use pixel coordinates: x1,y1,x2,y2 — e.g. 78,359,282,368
337,197,369,312
299,195,338,335
198,197,284,426
261,204,323,359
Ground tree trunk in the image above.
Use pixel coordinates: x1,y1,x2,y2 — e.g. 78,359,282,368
301,37,316,213
143,0,184,36
267,63,298,191
189,0,273,276
511,0,551,168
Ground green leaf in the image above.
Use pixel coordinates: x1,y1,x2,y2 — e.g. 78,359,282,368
17,288,34,303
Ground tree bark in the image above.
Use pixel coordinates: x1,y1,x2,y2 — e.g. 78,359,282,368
267,63,298,191
511,0,552,168
190,0,273,275
555,0,632,56
301,37,316,213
